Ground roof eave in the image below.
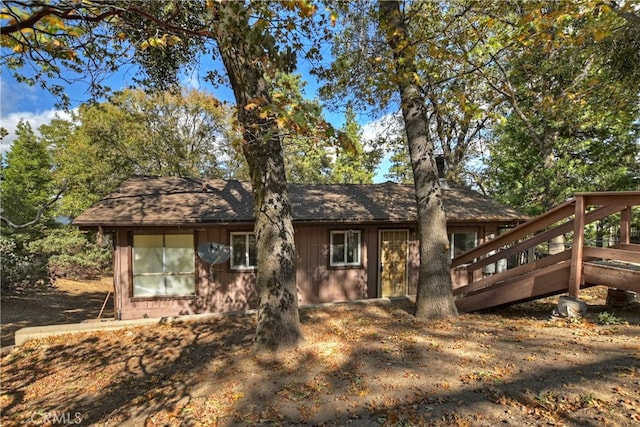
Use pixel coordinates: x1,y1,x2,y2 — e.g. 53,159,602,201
74,216,527,230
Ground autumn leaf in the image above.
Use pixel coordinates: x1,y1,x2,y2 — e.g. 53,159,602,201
330,10,338,26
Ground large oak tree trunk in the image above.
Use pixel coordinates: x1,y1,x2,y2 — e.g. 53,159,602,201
380,0,458,320
216,15,303,351
244,133,302,351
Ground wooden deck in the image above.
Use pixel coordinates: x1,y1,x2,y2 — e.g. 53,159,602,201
452,192,640,312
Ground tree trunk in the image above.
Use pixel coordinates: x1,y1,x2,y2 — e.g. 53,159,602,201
379,0,458,319
244,134,303,351
216,14,303,351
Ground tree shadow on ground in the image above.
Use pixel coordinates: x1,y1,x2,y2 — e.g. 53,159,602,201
0,284,113,346
1,301,638,426
1,314,256,425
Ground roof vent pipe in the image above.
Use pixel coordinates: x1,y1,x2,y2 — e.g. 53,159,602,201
435,154,449,189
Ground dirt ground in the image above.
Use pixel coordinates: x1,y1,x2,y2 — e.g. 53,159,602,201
1,280,639,426
1,277,114,347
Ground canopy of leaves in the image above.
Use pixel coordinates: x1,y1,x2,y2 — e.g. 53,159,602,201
267,73,380,184
1,1,133,107
0,120,53,226
2,0,335,107
46,88,238,217
468,1,640,212
330,105,381,184
320,0,640,200
486,115,639,215
319,1,503,186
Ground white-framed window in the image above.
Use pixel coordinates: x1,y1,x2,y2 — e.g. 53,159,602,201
230,232,257,270
132,233,195,297
450,232,477,259
330,230,361,267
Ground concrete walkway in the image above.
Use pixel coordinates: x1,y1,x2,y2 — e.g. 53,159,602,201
12,310,257,347
9,297,398,348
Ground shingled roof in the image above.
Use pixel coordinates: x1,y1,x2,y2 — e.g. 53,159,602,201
73,176,526,228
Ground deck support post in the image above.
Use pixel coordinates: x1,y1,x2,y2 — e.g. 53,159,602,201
569,196,585,298
620,206,631,245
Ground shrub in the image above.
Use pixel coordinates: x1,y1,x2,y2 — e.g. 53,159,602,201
596,311,627,325
27,227,112,280
48,251,110,280
0,234,50,289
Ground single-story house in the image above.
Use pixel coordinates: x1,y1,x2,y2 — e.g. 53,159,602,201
73,176,526,320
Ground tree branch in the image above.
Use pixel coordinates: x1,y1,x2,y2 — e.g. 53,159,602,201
1,1,214,39
1,3,124,35
0,184,67,229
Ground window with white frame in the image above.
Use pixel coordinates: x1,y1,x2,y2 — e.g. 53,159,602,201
230,232,257,269
450,232,477,259
132,233,195,297
330,230,361,266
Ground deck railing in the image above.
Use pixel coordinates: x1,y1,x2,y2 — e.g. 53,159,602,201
451,192,640,311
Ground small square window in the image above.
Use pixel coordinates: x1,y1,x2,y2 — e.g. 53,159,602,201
330,230,361,266
230,232,257,269
450,232,477,259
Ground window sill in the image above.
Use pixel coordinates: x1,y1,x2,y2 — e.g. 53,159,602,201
130,295,197,302
230,267,257,272
329,264,363,270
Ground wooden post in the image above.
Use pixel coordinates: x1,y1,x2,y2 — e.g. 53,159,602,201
97,291,112,320
568,196,585,297
620,206,631,245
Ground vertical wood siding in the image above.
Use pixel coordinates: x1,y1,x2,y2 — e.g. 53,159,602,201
113,223,500,319
295,225,370,305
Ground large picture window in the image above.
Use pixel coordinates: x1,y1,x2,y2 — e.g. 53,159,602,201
230,232,257,269
330,230,361,267
132,233,195,297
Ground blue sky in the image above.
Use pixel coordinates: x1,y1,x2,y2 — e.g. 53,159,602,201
1,58,238,150
1,51,396,181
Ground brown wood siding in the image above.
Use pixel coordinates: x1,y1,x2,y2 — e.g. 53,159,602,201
188,228,258,315
365,227,379,299
295,225,369,304
113,221,511,320
113,230,130,319
117,227,259,320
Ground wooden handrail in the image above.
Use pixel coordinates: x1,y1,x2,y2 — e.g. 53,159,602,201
452,191,640,310
576,192,640,206
612,243,640,252
451,199,575,268
462,203,627,274
582,247,640,264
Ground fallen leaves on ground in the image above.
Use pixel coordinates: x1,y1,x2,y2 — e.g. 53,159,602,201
1,289,639,426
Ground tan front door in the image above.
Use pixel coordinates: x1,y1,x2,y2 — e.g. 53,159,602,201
379,229,409,297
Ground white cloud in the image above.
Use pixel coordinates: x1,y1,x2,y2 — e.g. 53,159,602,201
1,109,73,153
180,69,202,90
359,112,404,183
361,111,403,145
1,74,41,111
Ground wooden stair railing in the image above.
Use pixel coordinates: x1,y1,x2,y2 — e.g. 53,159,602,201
451,191,640,312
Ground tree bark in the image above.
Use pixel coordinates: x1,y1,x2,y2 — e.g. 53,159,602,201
380,0,458,319
216,12,303,351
